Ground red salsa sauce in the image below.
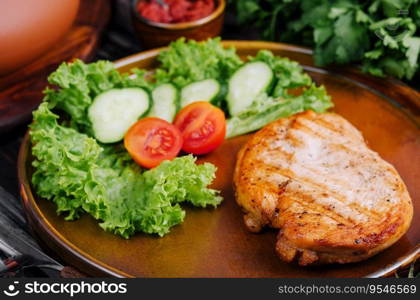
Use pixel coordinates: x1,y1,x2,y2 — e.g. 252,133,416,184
137,0,215,24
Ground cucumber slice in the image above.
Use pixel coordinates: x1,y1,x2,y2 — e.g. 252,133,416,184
148,83,178,122
88,88,150,143
180,79,220,108
227,61,273,116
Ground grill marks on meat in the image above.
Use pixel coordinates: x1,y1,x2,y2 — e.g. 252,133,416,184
234,111,413,266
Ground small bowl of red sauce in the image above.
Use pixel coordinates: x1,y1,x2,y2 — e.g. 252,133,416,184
132,0,225,48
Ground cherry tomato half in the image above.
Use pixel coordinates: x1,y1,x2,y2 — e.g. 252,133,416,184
174,102,226,155
124,117,183,168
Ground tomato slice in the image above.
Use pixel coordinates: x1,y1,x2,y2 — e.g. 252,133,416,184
174,102,226,155
124,117,183,168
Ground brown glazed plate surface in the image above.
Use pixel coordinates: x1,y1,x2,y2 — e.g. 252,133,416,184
18,41,420,278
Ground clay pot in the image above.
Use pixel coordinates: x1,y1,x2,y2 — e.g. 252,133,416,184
0,0,80,76
132,0,225,49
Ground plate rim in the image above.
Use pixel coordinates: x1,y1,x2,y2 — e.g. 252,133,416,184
18,41,420,278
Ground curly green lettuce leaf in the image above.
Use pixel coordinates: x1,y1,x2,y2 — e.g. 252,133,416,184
249,50,312,97
44,59,154,134
30,103,222,238
143,156,222,208
155,37,243,87
226,85,333,138
225,49,330,138
30,102,104,220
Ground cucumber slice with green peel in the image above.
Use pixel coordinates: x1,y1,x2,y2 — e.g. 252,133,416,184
227,61,273,116
148,83,178,122
180,79,220,108
88,88,150,144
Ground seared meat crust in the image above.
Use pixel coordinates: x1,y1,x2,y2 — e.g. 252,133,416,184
234,111,413,265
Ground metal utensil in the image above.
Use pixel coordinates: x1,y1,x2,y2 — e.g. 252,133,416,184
0,238,32,275
0,234,62,277
0,186,63,276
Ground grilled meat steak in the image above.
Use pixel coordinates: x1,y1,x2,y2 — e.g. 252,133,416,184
234,111,413,266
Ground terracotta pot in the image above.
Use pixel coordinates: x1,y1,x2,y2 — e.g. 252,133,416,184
132,0,225,49
0,0,80,76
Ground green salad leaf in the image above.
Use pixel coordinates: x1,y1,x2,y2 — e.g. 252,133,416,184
31,102,102,220
31,103,221,238
44,60,154,134
233,0,420,81
226,85,333,138
226,50,332,138
250,50,312,97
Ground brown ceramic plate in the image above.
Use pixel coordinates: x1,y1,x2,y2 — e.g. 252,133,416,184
18,41,420,278
0,0,110,133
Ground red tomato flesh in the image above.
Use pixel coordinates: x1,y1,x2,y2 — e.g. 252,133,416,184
124,117,182,168
137,0,215,24
174,102,226,155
